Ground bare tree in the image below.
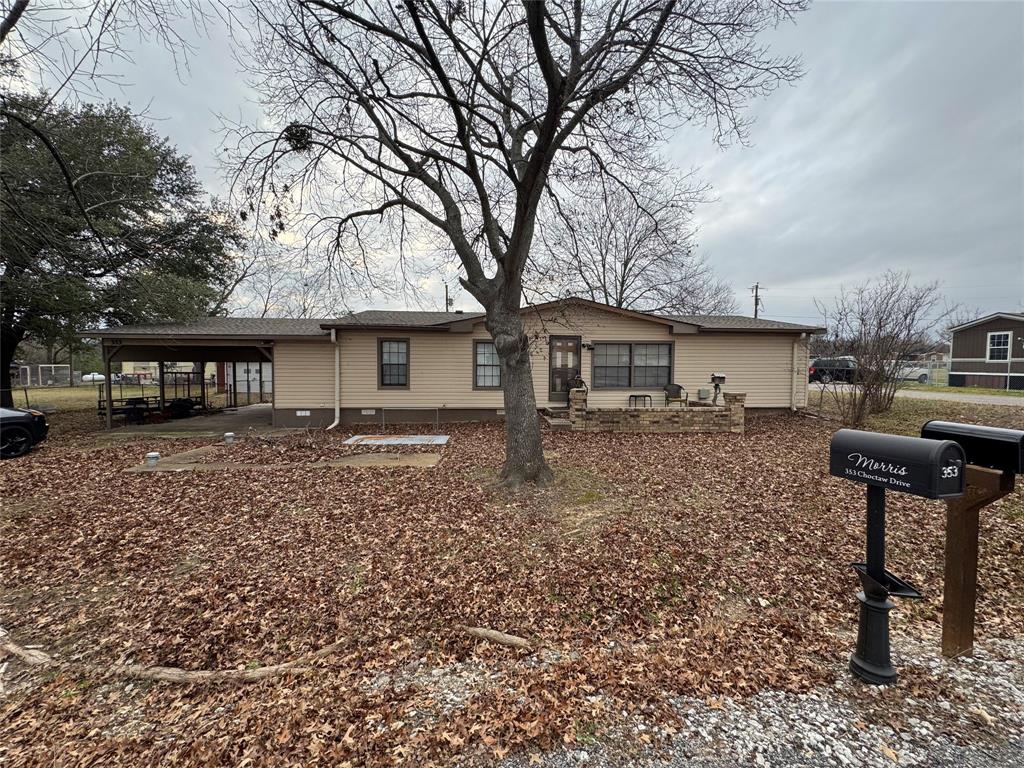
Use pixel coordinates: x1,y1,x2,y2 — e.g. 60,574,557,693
230,239,351,319
814,271,949,427
230,0,804,486
530,167,736,314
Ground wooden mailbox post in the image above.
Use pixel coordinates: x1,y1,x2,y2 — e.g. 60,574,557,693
922,421,1023,658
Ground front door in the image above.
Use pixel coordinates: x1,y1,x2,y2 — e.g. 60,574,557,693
549,335,581,404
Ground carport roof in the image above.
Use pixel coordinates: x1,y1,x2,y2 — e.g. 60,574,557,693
83,317,332,339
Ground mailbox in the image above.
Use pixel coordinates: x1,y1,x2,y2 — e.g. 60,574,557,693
829,429,967,685
830,429,966,499
920,421,1024,475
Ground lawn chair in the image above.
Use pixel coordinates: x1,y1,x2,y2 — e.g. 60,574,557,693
664,383,688,407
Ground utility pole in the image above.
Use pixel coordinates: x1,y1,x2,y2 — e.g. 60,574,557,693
750,282,764,319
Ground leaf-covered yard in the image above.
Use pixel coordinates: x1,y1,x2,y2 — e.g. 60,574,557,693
2,402,1022,766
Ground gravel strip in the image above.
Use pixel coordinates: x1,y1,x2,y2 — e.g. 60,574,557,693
503,636,1024,768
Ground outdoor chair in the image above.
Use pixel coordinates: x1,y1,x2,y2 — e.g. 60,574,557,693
664,383,688,407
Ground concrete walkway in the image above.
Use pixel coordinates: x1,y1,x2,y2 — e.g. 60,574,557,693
106,403,277,437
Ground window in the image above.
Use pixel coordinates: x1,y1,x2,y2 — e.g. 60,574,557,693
592,342,672,388
474,341,501,389
593,343,631,388
987,332,1010,362
379,339,409,387
632,343,672,387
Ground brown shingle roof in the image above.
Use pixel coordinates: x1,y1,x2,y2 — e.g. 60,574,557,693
329,310,484,328
83,317,332,338
83,303,822,338
661,314,825,332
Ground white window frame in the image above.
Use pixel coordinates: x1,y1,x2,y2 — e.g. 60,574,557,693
985,331,1011,362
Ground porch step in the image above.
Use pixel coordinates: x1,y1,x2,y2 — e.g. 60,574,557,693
541,413,572,431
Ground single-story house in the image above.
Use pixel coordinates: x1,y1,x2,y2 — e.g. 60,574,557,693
84,298,824,428
948,312,1024,390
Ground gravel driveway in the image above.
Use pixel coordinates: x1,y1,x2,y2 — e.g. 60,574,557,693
504,635,1024,768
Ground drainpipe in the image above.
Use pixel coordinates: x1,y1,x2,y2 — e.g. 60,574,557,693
327,328,341,430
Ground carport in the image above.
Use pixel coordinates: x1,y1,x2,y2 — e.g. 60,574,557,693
96,338,272,429
82,317,332,429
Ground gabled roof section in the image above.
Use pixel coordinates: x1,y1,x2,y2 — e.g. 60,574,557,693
948,312,1024,332
83,317,331,339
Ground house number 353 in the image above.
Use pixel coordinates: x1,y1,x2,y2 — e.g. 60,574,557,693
941,465,960,479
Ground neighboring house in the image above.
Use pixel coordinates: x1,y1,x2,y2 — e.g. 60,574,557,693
83,298,823,427
948,312,1024,390
914,343,950,365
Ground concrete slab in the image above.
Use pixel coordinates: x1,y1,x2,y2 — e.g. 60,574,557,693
343,434,450,445
105,404,277,438
125,451,440,473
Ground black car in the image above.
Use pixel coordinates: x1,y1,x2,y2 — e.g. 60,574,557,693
809,357,858,384
0,407,49,459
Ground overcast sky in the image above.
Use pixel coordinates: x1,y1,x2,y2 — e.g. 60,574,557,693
53,0,1024,321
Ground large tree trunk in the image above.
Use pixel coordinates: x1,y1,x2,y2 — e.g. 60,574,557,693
1,325,25,408
485,305,552,488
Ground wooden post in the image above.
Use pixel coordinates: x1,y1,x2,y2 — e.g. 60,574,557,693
199,362,207,409
258,360,264,403
158,361,166,412
942,465,1015,658
103,348,113,430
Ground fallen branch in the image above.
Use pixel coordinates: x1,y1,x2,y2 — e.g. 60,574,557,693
458,625,533,651
0,628,345,684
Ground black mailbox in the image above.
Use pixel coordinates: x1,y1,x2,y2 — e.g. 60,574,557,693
920,421,1024,475
830,429,966,499
829,429,967,685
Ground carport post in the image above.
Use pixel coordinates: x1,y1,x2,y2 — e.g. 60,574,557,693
158,361,166,411
103,347,113,430
200,362,207,409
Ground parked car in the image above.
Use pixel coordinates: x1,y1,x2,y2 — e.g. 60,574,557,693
81,372,106,383
892,361,930,384
808,357,858,384
0,407,49,459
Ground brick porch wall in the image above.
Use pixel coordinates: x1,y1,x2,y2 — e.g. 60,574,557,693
568,389,746,434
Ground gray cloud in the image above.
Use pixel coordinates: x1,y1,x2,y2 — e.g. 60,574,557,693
669,0,1024,322
58,1,1024,319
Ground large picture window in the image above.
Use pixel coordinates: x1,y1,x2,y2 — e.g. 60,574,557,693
592,342,671,388
378,339,409,387
474,341,501,389
987,331,1010,362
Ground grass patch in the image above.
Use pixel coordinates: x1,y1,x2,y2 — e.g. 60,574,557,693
901,382,1024,398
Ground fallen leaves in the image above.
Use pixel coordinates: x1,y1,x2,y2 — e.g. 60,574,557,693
1,402,1022,766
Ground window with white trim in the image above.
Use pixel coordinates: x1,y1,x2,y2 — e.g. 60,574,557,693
474,341,501,388
987,332,1010,361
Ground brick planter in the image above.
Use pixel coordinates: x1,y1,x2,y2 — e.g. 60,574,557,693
568,389,745,434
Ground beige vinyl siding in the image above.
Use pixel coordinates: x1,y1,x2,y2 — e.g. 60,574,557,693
273,341,336,409
520,305,679,407
676,333,806,408
271,305,811,412
338,330,505,408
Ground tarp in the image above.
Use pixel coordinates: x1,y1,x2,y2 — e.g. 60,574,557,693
343,435,450,445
